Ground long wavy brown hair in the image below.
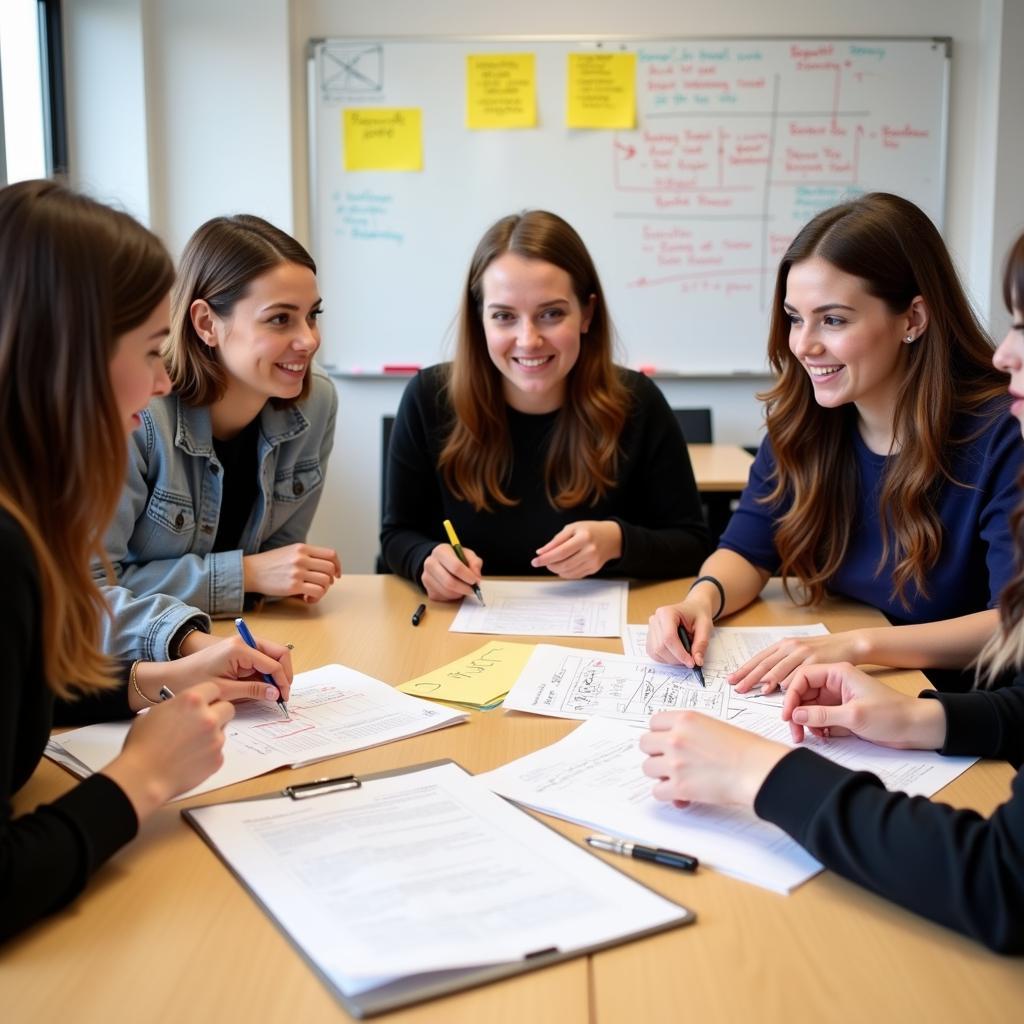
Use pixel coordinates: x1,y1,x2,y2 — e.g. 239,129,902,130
761,193,1006,609
0,180,174,696
981,231,1024,683
439,210,628,511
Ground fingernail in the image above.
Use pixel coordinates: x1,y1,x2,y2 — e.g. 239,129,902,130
792,709,808,723
265,687,276,700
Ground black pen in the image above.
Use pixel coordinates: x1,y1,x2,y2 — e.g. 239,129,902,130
586,834,698,872
411,602,426,626
158,685,175,702
676,624,706,687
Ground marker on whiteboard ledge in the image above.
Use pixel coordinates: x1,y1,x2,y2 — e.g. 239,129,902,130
638,364,657,376
382,363,421,374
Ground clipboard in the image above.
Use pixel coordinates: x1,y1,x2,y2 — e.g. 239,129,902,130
183,759,696,1019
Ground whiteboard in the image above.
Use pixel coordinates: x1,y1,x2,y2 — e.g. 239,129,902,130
307,37,950,375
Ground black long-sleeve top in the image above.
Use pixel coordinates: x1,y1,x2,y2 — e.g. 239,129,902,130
0,512,137,943
755,683,1024,953
381,365,712,583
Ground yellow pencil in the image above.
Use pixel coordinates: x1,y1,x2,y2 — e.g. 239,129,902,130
443,519,485,605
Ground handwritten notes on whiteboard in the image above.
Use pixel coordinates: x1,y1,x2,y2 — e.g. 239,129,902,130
466,53,536,129
343,108,423,171
567,52,637,129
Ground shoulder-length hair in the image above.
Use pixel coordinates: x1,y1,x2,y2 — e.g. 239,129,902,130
167,214,317,407
760,192,1006,608
439,210,629,511
0,180,174,697
981,231,1024,683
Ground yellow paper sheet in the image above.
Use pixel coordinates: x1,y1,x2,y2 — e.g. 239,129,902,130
566,52,636,129
343,108,422,171
466,53,536,129
399,641,535,707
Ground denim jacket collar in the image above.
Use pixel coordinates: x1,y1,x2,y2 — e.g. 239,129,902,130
173,396,311,456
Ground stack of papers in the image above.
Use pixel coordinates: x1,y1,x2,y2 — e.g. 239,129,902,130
450,579,627,637
46,664,467,799
398,641,535,710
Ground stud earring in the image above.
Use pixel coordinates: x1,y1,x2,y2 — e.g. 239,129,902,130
903,334,915,344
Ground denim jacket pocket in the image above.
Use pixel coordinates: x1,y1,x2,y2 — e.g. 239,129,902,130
273,460,324,503
146,489,197,534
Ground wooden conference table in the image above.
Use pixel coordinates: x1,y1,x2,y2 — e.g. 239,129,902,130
687,442,755,493
5,577,1021,1023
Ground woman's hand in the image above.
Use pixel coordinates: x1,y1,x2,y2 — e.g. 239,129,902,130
531,521,622,579
646,589,717,668
639,711,789,809
421,543,483,602
103,682,235,819
729,630,872,694
134,635,293,706
781,662,947,749
243,543,341,603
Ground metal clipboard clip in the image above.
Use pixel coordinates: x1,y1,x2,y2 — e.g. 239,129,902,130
283,775,362,800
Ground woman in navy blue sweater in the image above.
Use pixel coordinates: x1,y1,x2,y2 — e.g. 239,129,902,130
647,194,1021,693
638,230,1024,953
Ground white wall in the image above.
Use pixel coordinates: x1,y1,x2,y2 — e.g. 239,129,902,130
63,0,1024,571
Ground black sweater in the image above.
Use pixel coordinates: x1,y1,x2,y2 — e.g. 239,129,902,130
755,683,1024,953
0,512,137,943
381,365,712,583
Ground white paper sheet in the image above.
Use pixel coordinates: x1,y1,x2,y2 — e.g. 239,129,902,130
449,579,627,637
48,665,467,799
502,644,732,724
187,762,689,989
481,718,823,894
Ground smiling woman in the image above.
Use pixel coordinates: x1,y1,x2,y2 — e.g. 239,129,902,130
93,215,342,670
647,193,1023,694
380,209,712,600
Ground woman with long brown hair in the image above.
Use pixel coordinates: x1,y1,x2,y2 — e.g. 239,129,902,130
636,231,1024,952
96,214,340,668
381,210,710,599
0,181,293,942
647,193,1022,693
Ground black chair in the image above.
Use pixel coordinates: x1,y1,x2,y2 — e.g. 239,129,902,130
376,415,396,574
672,407,712,444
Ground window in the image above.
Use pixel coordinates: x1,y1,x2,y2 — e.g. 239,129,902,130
0,0,66,185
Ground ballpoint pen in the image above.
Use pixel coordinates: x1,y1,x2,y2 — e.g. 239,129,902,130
442,518,485,605
677,624,706,687
586,834,698,872
411,602,426,626
234,617,290,719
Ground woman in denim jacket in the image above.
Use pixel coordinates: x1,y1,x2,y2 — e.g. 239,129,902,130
97,216,340,665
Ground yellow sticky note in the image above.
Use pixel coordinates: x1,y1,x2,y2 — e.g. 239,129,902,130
566,52,636,129
467,53,537,129
399,642,535,708
343,108,422,172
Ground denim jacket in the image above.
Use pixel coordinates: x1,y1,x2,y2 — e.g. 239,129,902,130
96,368,338,663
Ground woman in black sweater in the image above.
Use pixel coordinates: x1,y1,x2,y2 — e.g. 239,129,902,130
381,210,710,599
638,230,1024,953
0,181,293,942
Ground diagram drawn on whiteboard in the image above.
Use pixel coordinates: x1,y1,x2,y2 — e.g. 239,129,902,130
321,43,383,100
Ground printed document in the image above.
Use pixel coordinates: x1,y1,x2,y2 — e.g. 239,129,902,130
450,579,627,637
186,762,690,991
481,717,822,893
47,664,467,799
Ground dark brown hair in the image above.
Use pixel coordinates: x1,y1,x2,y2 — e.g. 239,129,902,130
761,192,1006,608
982,231,1024,682
167,214,317,407
438,210,629,510
0,179,174,696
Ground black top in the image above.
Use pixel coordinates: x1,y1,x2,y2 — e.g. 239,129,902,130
0,511,138,943
755,682,1024,953
212,419,260,552
381,365,712,582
